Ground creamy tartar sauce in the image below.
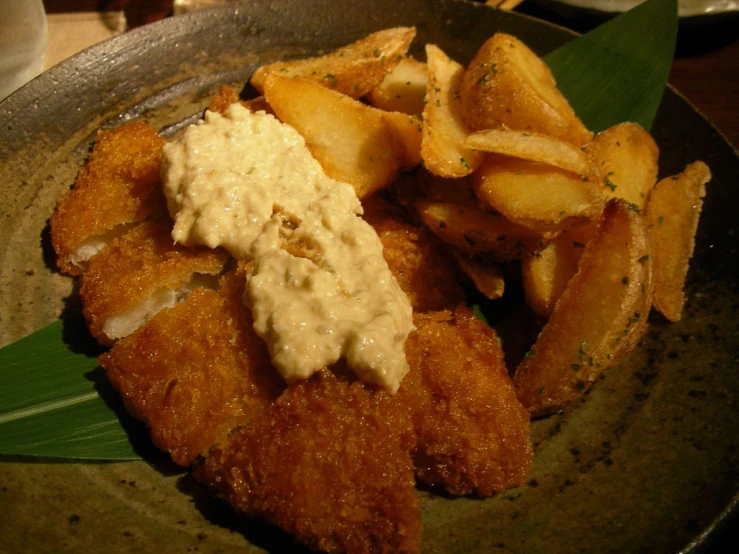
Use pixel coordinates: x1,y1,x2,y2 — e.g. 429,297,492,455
161,103,413,392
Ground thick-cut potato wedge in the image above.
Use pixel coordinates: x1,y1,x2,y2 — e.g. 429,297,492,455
452,252,505,300
421,44,484,178
382,111,423,170
521,221,599,317
263,75,400,198
645,161,710,322
415,199,546,260
367,57,427,115
514,199,653,417
466,129,593,176
460,33,592,146
522,236,578,317
251,27,416,99
586,122,659,210
473,154,604,232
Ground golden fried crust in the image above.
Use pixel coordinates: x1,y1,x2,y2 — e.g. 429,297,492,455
80,220,228,345
196,369,421,554
397,307,533,496
50,121,167,275
207,85,241,114
99,269,285,466
207,85,273,116
362,194,464,312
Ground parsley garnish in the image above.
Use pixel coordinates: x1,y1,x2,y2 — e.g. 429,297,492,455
322,73,338,88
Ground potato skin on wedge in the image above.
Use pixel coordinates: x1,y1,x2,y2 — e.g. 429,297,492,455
460,33,592,146
646,161,710,322
421,44,483,178
586,122,659,210
514,199,653,417
251,26,416,99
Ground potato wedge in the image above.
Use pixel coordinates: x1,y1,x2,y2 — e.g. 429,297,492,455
452,251,505,300
645,161,710,322
251,27,416,99
521,221,599,317
421,44,484,178
473,154,604,232
460,33,592,146
415,198,546,260
522,236,579,317
381,111,423,170
466,129,593,176
263,75,400,198
586,122,659,210
367,57,427,115
513,199,653,416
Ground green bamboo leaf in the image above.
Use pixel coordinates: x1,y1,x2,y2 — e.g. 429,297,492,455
0,0,680,461
544,0,678,133
0,319,146,460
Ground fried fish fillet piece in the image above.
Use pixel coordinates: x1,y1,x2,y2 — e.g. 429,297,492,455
206,85,273,116
362,194,465,312
99,268,285,466
50,121,167,275
398,307,533,496
196,369,421,554
80,219,229,345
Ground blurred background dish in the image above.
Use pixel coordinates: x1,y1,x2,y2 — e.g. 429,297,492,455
0,0,48,100
535,0,739,19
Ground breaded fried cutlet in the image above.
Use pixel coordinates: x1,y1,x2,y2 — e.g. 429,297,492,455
196,369,421,554
398,307,532,496
80,219,228,345
362,194,464,312
99,268,285,466
207,85,273,116
50,121,167,275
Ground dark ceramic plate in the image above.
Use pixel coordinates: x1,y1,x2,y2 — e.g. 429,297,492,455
0,1,737,552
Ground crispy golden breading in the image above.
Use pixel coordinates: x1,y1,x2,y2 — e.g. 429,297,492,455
362,194,465,312
207,85,241,114
99,269,285,466
397,307,533,496
207,85,273,116
196,369,421,554
50,122,167,275
80,220,228,345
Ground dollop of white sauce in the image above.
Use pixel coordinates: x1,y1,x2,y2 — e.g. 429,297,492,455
161,104,413,392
